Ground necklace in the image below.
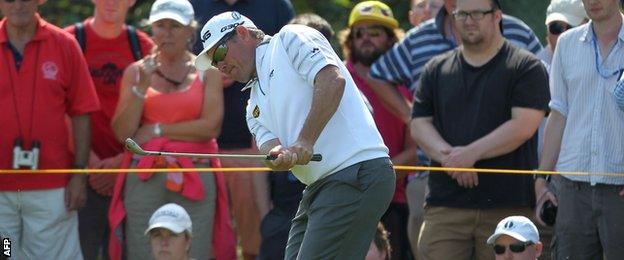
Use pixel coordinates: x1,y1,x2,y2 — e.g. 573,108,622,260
154,63,193,87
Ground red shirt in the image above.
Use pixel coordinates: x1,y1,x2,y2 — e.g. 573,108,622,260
65,18,153,159
347,60,412,203
0,15,100,190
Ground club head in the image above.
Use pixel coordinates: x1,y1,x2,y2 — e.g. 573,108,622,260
125,138,149,156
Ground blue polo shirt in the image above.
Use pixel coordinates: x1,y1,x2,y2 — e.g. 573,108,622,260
370,9,543,93
190,0,294,149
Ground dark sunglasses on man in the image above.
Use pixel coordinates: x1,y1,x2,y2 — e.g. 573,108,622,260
211,31,236,67
493,241,534,255
548,22,572,35
352,26,385,39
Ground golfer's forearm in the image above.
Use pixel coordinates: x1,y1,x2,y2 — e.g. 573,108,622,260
298,65,345,145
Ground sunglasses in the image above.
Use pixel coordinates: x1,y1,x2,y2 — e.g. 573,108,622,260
548,22,572,35
2,0,33,2
211,31,236,66
493,242,534,255
352,26,385,39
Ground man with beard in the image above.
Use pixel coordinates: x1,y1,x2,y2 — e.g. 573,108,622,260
410,0,550,259
339,1,418,259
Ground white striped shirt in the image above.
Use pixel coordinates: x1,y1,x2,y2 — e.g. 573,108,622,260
550,19,624,185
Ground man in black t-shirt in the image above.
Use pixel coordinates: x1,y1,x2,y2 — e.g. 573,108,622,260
410,0,550,259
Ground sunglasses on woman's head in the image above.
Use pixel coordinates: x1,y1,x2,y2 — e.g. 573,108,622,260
548,22,572,35
211,31,236,66
493,241,533,254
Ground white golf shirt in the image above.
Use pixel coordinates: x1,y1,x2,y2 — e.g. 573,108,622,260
246,24,389,185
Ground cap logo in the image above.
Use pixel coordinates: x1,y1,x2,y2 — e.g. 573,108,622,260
154,209,180,219
504,221,515,229
201,30,211,43
361,5,390,17
220,21,245,32
231,11,242,20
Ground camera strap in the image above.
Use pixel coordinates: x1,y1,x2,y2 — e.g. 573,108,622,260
4,42,41,144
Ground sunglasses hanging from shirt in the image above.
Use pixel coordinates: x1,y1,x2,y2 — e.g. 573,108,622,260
548,22,571,35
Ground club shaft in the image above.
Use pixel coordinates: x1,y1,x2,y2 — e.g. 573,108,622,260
145,150,322,161
146,150,268,159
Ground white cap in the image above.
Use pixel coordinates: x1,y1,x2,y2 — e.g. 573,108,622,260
148,0,195,26
145,203,192,235
195,11,257,70
545,0,587,27
487,216,539,244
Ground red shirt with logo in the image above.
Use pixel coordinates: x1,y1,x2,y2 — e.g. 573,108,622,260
65,18,153,159
0,15,100,190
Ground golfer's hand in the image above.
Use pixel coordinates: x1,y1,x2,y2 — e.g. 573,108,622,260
266,145,297,171
290,140,314,165
65,174,87,211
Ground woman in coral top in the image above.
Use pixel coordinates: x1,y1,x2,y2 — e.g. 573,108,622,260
108,0,235,259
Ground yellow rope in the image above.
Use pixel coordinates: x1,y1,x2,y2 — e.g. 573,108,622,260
0,166,622,177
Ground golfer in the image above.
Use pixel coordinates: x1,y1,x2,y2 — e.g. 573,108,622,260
195,11,395,259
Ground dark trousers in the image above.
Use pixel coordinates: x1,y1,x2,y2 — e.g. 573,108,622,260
553,177,624,260
78,186,111,260
284,157,395,260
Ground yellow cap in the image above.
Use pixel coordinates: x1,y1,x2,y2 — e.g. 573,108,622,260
348,1,399,29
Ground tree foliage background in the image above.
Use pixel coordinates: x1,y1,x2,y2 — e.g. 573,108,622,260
11,0,553,53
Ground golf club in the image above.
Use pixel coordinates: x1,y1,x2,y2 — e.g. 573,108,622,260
125,138,322,162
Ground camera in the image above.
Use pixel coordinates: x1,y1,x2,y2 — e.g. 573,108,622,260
540,200,557,227
12,138,40,170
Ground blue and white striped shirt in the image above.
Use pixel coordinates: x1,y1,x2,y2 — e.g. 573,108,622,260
550,20,624,185
370,10,543,92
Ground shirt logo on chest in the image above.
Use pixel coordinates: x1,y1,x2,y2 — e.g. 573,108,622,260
252,105,260,118
42,61,58,80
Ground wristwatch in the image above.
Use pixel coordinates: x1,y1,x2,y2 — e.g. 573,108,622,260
154,123,163,137
533,171,551,182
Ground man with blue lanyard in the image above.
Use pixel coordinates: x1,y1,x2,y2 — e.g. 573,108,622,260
535,0,624,259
